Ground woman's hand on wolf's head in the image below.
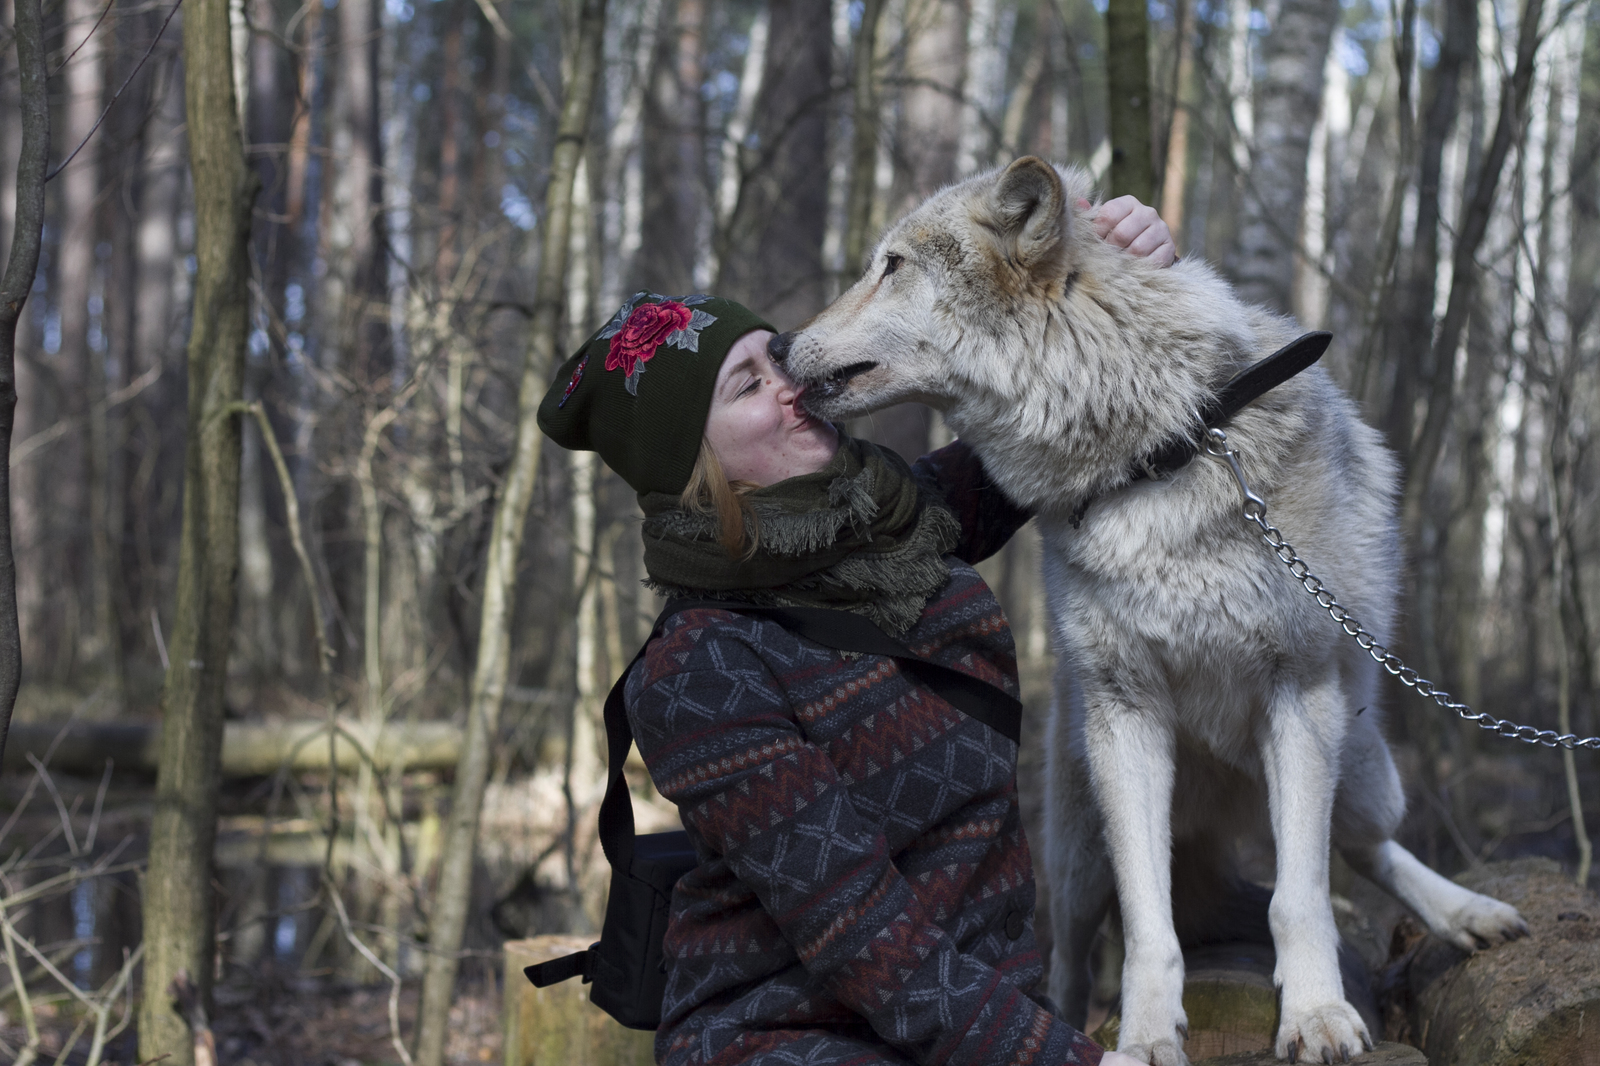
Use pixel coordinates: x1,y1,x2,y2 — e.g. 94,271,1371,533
1077,195,1177,267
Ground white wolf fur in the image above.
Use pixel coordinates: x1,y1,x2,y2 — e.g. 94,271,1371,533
772,158,1527,1066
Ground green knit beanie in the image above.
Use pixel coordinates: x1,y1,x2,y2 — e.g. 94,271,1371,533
537,292,776,496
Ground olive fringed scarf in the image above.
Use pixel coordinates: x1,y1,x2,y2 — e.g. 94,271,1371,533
638,436,959,636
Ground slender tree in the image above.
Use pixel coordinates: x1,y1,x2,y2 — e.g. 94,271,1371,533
1384,0,1475,454
1104,0,1154,200
843,0,887,277
1404,0,1547,526
413,0,610,1058
719,0,833,326
0,0,49,761
138,0,260,1056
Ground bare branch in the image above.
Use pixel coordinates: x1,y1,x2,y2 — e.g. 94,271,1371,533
45,0,184,183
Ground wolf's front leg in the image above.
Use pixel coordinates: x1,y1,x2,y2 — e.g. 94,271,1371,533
1084,698,1188,1066
1262,675,1370,1063
1043,696,1115,1028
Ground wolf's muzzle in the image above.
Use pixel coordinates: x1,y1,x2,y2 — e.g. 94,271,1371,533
767,331,796,364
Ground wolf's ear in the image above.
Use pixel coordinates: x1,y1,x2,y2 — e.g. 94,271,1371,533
989,157,1070,277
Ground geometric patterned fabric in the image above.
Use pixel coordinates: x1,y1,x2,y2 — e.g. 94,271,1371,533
624,443,1105,1066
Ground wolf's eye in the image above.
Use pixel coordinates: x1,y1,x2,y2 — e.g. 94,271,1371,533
881,254,903,279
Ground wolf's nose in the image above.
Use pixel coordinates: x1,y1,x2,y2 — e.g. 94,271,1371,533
767,332,796,364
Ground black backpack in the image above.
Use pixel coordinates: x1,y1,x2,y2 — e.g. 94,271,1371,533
523,599,1024,1031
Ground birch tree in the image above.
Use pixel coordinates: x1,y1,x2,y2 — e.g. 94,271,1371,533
1232,0,1342,313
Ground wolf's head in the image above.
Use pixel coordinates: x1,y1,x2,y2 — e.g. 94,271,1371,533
771,156,1094,420
771,156,1273,510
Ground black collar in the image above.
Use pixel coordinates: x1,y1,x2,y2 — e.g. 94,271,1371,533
1069,331,1331,527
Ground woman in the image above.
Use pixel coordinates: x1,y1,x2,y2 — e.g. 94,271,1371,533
537,199,1172,1066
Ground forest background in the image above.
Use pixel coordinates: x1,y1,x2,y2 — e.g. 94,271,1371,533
0,0,1596,1060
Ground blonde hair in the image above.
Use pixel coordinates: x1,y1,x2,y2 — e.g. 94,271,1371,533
679,438,761,559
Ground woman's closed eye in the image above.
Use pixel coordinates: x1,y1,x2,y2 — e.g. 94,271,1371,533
737,376,761,397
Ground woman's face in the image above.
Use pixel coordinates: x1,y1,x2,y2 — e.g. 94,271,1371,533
704,329,840,487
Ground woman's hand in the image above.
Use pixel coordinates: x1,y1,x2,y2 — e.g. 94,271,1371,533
1077,195,1177,266
1100,1052,1149,1066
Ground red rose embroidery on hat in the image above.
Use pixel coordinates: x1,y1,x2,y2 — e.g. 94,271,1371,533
606,301,692,377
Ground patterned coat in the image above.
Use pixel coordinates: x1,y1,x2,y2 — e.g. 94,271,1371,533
625,443,1104,1066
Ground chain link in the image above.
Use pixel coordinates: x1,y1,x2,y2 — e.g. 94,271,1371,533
1202,428,1600,753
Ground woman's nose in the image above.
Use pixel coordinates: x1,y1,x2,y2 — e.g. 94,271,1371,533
772,367,800,405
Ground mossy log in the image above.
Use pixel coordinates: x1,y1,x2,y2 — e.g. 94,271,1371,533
1402,857,1599,1066
502,936,655,1066
1,719,461,776
1094,939,1382,1061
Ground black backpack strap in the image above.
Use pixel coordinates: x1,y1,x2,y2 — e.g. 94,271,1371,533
525,946,597,987
662,600,1024,744
596,639,656,873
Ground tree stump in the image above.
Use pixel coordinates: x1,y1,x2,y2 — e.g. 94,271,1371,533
1093,939,1382,1061
502,936,655,1066
1401,857,1600,1066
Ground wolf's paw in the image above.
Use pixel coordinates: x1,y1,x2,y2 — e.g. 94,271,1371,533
1116,1034,1190,1066
1433,891,1529,952
1275,1000,1371,1064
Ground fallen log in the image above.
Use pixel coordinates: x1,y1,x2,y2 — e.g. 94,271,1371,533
1198,1046,1426,1066
502,936,654,1066
1,719,462,777
1403,857,1599,1066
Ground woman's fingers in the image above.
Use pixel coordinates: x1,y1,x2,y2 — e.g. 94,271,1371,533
1083,194,1178,267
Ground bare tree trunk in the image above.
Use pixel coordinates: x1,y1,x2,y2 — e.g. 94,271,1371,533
328,0,384,376
1403,0,1547,530
1382,0,1475,455
600,0,665,309
1158,0,1195,241
718,0,833,325
1104,0,1153,200
137,0,259,1056
637,0,704,295
413,0,609,1057
866,0,965,463
1231,0,1342,313
59,0,122,696
0,0,48,760
843,0,887,276
957,0,1002,176
0,0,16,267
706,6,765,285
897,0,963,206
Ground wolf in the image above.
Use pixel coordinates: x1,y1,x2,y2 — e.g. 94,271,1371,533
767,157,1528,1065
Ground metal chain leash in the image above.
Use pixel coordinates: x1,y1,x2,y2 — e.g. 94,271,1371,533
1202,427,1600,752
